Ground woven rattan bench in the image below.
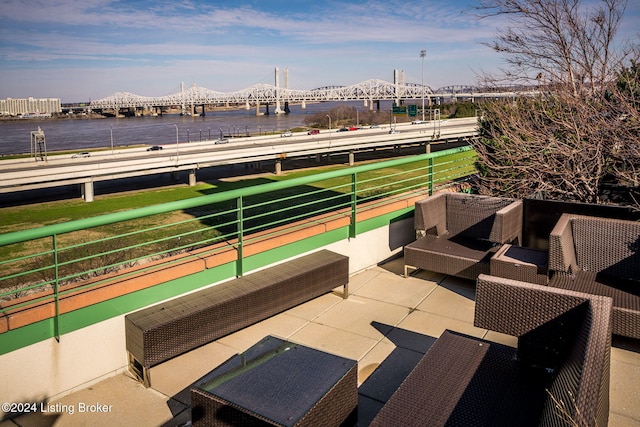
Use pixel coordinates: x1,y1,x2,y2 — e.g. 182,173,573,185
549,213,640,339
370,274,612,427
404,193,523,279
125,250,349,386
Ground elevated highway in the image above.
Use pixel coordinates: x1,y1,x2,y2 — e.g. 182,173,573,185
0,118,478,202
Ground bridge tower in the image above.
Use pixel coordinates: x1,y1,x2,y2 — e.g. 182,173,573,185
283,68,290,114
394,69,405,105
274,67,282,114
180,82,186,116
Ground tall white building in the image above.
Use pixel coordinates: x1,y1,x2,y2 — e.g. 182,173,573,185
0,97,62,116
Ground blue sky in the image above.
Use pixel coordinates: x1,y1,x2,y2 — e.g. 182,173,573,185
0,0,638,102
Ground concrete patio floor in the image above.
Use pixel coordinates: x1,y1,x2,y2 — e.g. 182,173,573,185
3,257,639,426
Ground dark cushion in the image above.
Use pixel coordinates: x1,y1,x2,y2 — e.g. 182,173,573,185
409,233,498,261
550,271,640,312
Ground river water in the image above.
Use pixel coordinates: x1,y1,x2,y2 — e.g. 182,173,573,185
0,100,396,156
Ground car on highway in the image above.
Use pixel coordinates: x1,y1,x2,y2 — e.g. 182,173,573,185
369,125,380,129
348,127,359,131
411,120,426,124
71,152,90,158
281,131,293,137
147,145,163,151
337,127,349,132
214,138,229,144
307,129,320,135
389,129,400,134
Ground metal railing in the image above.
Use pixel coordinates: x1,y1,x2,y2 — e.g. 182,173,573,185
0,145,476,337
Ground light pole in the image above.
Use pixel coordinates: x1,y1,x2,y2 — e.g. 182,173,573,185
326,115,332,147
326,114,332,132
110,126,114,154
420,49,426,122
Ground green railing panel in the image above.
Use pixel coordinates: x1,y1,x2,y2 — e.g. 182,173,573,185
0,145,474,246
0,145,477,351
0,260,238,354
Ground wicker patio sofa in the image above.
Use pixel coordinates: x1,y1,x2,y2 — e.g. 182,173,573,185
370,274,613,427
125,250,348,387
549,213,640,339
404,193,523,279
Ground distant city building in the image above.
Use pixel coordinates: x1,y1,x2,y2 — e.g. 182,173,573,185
0,97,61,116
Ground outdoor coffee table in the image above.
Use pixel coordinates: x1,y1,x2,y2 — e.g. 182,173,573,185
490,244,549,285
191,335,358,426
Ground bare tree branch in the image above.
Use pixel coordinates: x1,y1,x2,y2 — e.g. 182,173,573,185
474,0,630,94
471,0,639,209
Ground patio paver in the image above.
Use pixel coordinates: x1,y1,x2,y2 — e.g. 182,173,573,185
2,259,639,427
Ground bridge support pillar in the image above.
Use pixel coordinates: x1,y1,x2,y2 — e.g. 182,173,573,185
189,169,197,186
82,180,94,202
256,103,271,116
301,100,306,109
349,151,355,166
275,159,282,175
316,154,321,163
426,143,431,154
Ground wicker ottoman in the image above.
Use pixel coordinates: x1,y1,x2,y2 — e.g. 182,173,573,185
490,244,548,285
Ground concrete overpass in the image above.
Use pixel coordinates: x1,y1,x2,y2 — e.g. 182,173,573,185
0,118,478,202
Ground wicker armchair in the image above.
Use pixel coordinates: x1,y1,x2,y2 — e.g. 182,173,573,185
404,193,523,279
371,274,613,427
549,213,640,339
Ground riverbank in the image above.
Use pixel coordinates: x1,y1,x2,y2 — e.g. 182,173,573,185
0,112,107,121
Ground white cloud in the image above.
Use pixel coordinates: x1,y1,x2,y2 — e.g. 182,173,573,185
0,0,509,100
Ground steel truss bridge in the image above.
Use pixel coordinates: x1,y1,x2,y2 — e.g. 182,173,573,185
89,79,533,110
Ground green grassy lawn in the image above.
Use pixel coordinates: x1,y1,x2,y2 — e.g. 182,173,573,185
0,184,215,234
1,150,476,294
0,150,476,235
